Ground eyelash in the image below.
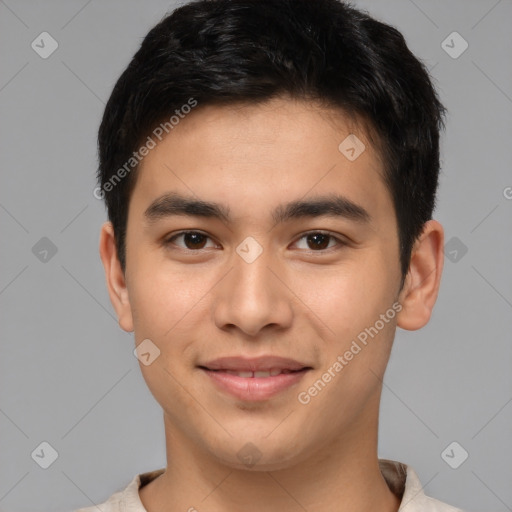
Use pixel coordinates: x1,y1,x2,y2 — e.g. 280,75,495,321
163,230,346,254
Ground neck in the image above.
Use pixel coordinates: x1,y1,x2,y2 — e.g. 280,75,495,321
140,407,401,512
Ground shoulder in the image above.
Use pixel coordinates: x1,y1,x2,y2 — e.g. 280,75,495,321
74,485,126,512
401,492,465,512
73,478,134,512
73,469,165,512
397,462,466,511
379,459,466,511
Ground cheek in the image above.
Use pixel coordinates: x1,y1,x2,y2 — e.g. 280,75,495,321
127,260,222,385
292,257,396,340
127,265,210,423
128,256,208,338
291,256,400,413
294,266,398,432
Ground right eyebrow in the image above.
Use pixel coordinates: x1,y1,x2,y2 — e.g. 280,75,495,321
144,192,231,225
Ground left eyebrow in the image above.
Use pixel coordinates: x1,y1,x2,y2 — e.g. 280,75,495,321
271,195,371,225
143,192,371,225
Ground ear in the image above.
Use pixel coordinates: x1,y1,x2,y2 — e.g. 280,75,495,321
98,221,134,332
396,220,444,331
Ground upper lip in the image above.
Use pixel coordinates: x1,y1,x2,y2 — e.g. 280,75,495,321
200,356,311,372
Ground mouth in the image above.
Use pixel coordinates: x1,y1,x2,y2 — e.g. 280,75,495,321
201,368,305,378
198,356,312,401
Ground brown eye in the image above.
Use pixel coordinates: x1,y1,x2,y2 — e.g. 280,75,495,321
294,232,342,251
306,233,331,250
182,232,207,249
165,231,217,250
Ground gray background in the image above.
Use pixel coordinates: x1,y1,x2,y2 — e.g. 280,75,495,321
0,0,511,511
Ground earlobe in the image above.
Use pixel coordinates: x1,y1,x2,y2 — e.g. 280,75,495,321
98,222,134,332
396,220,444,331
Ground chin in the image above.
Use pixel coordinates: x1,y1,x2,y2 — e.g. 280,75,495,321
207,434,306,472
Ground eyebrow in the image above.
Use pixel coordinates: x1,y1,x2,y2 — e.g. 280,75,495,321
144,192,371,226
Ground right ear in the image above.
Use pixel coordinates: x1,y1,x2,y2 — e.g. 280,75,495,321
98,222,134,332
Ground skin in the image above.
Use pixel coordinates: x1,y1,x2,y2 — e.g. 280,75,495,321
99,96,444,512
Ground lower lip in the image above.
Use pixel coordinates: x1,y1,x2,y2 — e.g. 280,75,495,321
201,368,310,401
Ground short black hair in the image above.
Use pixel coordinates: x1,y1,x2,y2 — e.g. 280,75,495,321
97,0,445,288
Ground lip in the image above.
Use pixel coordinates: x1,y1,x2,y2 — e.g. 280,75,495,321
199,356,312,401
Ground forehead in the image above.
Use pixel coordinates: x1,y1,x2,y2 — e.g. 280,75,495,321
129,97,394,228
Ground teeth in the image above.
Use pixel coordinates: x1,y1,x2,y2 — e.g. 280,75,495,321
220,368,289,378
225,370,253,378
254,371,271,378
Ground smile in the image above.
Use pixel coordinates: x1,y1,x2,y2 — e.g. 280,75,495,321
198,356,312,401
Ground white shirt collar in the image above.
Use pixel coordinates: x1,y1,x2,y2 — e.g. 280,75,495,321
84,459,464,511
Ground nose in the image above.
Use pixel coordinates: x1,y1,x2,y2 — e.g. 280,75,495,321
212,247,293,338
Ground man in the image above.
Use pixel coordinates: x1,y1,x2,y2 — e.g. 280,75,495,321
80,0,464,510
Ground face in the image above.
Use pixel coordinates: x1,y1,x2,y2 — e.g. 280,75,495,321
106,97,409,470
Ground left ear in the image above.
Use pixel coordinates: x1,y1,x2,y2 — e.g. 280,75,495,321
396,220,444,331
